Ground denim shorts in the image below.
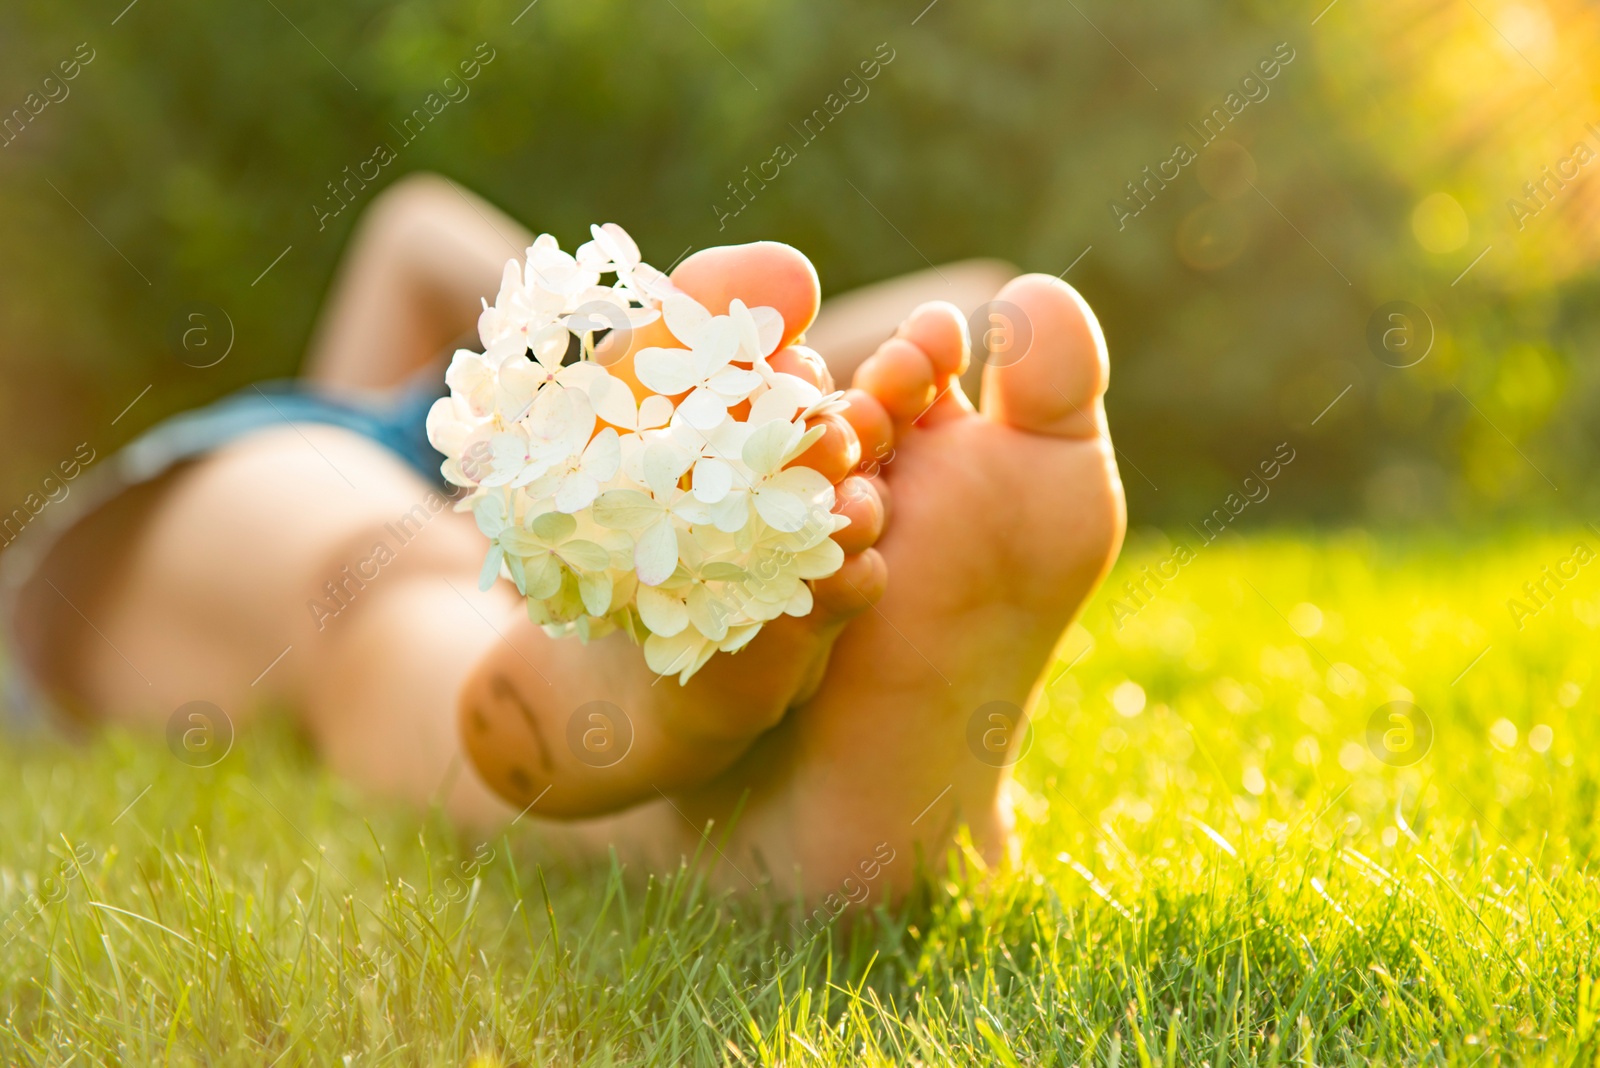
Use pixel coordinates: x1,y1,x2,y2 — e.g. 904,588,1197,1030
0,371,448,725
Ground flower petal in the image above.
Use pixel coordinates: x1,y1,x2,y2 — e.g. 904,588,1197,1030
719,624,762,654
554,471,600,514
782,423,828,465
425,396,473,454
754,467,832,533
741,419,799,475
445,351,496,416
529,510,577,543
686,585,730,641
642,441,693,497
751,306,785,356
746,380,804,427
662,294,712,347
800,389,850,420
634,347,698,396
707,491,751,533
752,485,808,532
767,462,834,502
637,394,674,430
643,628,708,679
794,535,845,580
528,322,572,370
706,367,764,400
677,387,731,430
634,516,680,586
630,262,680,302
582,428,622,482
595,222,640,267
588,374,639,429
523,551,563,600
557,539,611,572
477,544,504,591
592,489,659,530
471,493,508,538
700,560,748,582
783,581,815,618
691,458,735,503
497,526,545,555
637,584,689,637
676,640,720,683
577,569,614,617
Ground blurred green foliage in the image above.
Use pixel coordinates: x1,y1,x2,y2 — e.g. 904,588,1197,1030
1,0,1597,525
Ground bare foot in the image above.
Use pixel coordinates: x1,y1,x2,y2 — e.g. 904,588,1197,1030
673,274,1126,897
459,242,894,819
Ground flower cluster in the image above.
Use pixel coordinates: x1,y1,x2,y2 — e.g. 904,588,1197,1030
427,225,849,683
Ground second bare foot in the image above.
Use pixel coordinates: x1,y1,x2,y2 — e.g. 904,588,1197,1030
675,275,1127,896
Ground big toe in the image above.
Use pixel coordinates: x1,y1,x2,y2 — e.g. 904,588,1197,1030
979,274,1108,438
671,241,821,348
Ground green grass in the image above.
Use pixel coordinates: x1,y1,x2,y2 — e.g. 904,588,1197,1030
2,530,1598,1066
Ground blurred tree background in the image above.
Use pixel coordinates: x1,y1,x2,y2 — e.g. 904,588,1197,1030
1,0,1597,526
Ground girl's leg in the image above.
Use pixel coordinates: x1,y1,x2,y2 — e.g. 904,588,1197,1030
303,174,533,395
64,416,885,830
50,239,889,833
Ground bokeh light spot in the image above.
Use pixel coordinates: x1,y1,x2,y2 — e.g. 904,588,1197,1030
1111,680,1147,718
1489,717,1519,750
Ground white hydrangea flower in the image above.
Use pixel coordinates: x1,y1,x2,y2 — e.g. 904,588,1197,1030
592,439,711,586
528,424,621,514
720,417,833,533
666,412,750,508
435,224,851,683
577,223,680,306
477,260,572,367
634,316,764,431
523,233,602,300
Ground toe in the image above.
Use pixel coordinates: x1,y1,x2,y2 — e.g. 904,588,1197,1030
979,274,1108,438
810,547,886,619
895,301,974,425
840,389,893,474
854,338,936,424
897,301,971,379
830,476,885,555
769,344,834,392
791,414,860,484
671,241,821,348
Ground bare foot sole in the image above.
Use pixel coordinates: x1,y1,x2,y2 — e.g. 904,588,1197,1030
672,274,1127,897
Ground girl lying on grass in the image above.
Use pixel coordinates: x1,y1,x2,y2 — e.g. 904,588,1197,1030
1,174,1124,900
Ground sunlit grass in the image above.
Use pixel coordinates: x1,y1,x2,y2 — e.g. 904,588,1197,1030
0,530,1596,1065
